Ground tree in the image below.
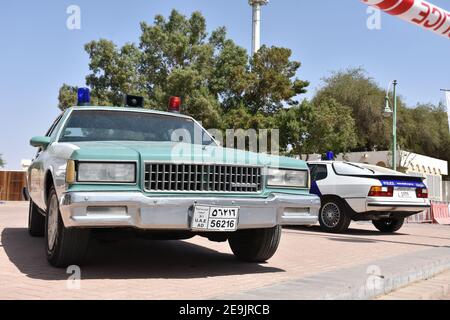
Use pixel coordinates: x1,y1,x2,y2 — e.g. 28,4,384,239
314,68,391,151
58,84,79,110
276,100,314,155
276,98,357,156
243,46,309,114
57,10,308,129
398,103,450,161
306,97,357,155
0,154,5,168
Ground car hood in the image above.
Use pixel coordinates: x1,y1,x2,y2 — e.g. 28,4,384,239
68,141,307,170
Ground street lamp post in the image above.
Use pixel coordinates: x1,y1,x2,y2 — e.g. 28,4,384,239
383,80,398,171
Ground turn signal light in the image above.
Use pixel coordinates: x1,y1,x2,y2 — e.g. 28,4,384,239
416,188,428,199
66,160,76,184
368,186,394,197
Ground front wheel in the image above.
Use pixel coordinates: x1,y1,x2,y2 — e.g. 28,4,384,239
318,198,352,233
372,218,405,233
228,226,281,263
45,186,91,268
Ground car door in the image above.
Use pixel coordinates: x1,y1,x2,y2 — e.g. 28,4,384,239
28,114,64,210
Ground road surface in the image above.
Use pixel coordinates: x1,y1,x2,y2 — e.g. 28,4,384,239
1,201,450,299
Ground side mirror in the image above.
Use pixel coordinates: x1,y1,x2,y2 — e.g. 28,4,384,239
30,136,51,149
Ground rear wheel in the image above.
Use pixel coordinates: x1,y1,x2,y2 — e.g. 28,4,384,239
45,186,91,268
228,226,281,263
318,198,352,233
372,218,404,233
28,200,45,237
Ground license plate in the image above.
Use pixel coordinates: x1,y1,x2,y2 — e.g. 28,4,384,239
397,187,414,198
191,206,239,232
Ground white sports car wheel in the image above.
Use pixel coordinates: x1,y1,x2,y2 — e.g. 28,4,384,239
318,198,351,233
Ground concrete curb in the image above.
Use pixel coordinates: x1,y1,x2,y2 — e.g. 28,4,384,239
216,246,450,300
378,269,450,299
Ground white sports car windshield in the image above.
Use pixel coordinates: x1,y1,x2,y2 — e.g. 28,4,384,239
59,110,215,146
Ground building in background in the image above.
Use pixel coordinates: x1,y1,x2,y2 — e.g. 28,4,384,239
0,159,30,201
305,150,448,202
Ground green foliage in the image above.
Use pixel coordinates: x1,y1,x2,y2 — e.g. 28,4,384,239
244,46,309,114
313,68,390,150
58,84,78,111
398,103,450,162
56,10,450,168
0,154,5,168
314,68,450,167
57,10,308,129
276,98,357,156
306,97,357,155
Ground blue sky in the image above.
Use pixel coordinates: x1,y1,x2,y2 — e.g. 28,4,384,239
0,0,449,169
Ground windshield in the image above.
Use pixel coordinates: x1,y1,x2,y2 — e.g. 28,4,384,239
332,162,374,175
59,110,215,146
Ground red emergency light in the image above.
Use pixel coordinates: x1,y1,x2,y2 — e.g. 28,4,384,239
168,96,182,113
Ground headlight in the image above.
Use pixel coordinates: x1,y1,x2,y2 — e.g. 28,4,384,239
267,168,308,188
77,162,136,183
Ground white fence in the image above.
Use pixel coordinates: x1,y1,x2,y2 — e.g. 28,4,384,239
441,181,450,202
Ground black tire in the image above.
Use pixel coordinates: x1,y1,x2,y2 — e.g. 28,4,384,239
318,197,352,233
372,218,405,233
228,226,281,263
28,200,45,237
45,187,91,268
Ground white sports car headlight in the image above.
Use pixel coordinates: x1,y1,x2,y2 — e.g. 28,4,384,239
267,168,308,188
77,162,136,183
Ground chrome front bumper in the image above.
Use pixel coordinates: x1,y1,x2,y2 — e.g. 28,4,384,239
59,192,320,230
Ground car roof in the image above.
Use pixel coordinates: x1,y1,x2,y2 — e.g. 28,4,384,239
67,106,194,120
306,160,335,164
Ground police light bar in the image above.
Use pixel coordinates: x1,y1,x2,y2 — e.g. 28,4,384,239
77,88,90,106
168,96,182,113
124,95,144,108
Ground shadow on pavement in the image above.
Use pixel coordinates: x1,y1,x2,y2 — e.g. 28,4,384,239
285,226,450,248
285,225,408,236
1,228,284,281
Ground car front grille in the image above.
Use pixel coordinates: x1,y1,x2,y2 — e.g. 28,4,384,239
144,163,263,193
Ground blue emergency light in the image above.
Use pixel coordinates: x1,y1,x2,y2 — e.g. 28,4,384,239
326,151,335,161
77,87,91,106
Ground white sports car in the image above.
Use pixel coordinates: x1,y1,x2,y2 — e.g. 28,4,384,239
307,161,431,233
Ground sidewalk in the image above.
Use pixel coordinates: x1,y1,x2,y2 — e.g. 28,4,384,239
218,246,450,300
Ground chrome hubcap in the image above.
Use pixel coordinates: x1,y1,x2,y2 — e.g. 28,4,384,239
47,195,59,250
321,202,341,228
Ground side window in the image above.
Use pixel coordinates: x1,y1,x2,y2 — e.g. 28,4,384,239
315,165,328,181
308,164,328,182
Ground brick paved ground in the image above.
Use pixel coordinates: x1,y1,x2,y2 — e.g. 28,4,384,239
1,201,450,300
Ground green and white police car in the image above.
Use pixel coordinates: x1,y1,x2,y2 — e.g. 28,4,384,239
26,90,320,267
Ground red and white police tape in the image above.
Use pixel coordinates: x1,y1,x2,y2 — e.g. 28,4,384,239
362,0,450,39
